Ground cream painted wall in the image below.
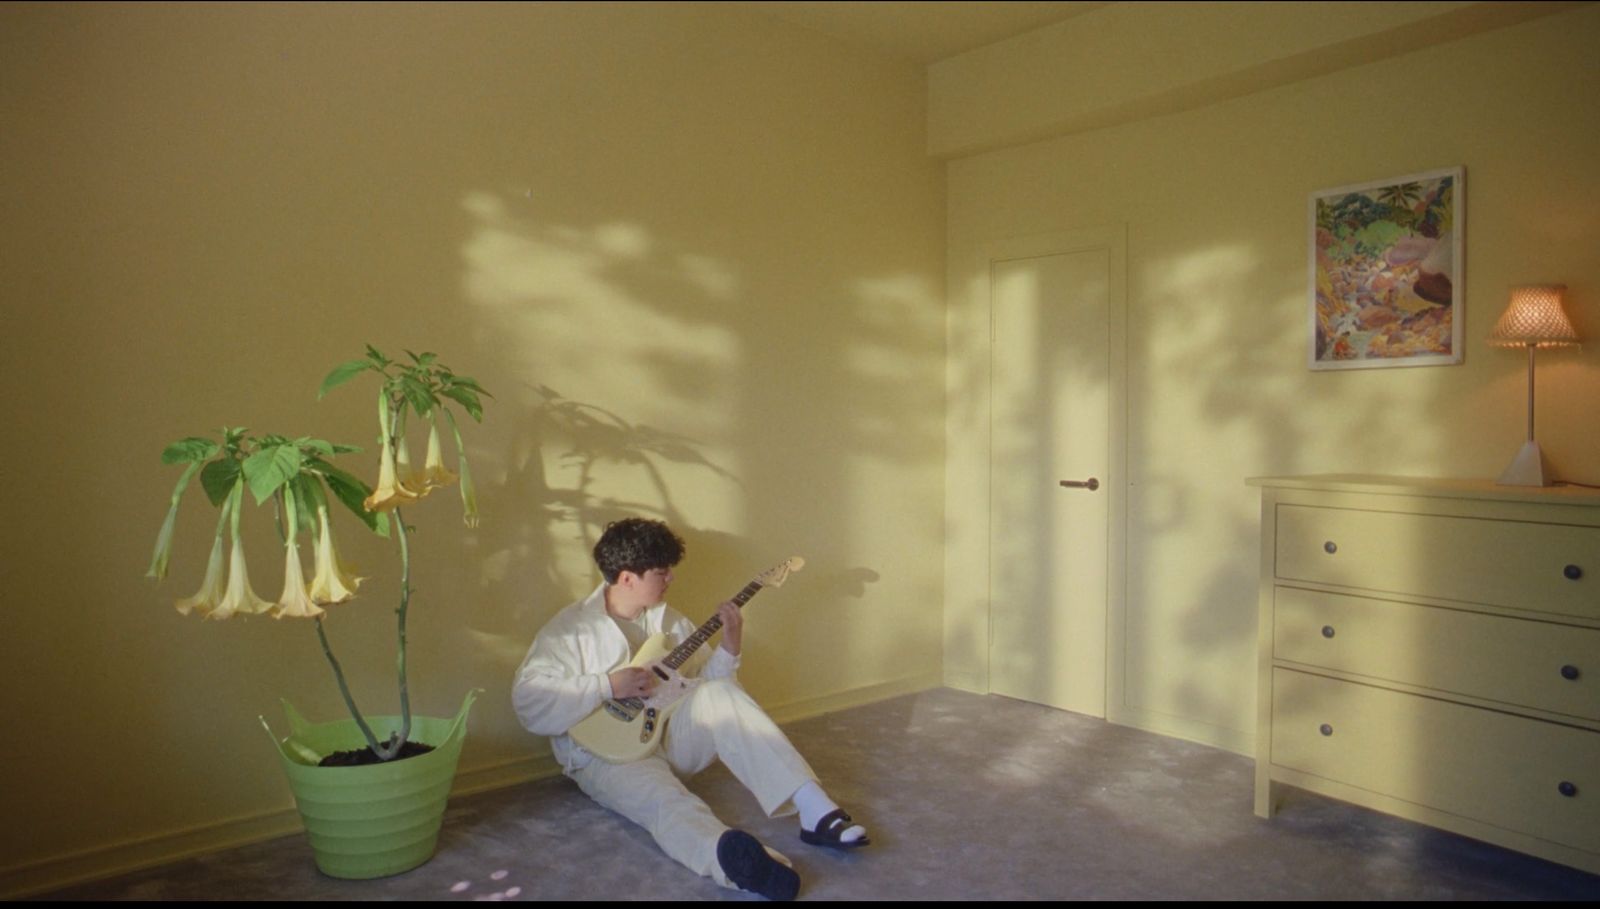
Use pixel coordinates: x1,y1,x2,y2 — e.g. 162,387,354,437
944,4,1600,750
0,2,944,889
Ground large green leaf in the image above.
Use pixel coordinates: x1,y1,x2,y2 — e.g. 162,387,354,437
311,457,390,537
440,386,483,422
243,444,304,505
318,359,374,400
161,437,220,464
400,375,434,416
200,458,242,507
443,374,492,397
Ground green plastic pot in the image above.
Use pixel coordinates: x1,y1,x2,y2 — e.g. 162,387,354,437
260,690,478,879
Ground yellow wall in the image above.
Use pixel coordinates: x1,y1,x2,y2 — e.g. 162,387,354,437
944,3,1600,749
0,2,945,890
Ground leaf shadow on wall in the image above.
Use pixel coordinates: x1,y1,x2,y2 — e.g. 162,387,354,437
453,187,937,736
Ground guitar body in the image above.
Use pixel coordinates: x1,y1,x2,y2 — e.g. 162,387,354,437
565,556,805,765
569,634,702,763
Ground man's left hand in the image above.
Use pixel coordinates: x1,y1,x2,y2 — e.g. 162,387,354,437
717,599,742,656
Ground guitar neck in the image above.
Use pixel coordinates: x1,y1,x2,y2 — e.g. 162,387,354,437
660,579,763,670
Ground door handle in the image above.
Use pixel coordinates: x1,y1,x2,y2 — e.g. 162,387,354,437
1058,478,1100,491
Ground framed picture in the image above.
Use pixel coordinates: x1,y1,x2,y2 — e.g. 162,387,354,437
1309,166,1463,370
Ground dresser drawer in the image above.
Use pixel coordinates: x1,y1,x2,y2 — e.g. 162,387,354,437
1271,669,1600,853
1275,505,1599,620
1274,588,1600,721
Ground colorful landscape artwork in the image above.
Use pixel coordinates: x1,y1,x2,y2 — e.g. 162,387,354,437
1309,167,1463,369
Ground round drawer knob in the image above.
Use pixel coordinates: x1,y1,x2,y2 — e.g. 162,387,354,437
1564,564,1584,580
1561,665,1581,681
1319,723,1333,736
1324,541,1338,555
1559,781,1578,798
1321,625,1336,639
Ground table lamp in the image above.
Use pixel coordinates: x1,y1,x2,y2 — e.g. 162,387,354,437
1487,284,1580,486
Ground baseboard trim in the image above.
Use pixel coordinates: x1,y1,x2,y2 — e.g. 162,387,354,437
765,671,945,725
0,806,305,901
940,670,988,693
0,676,938,900
1108,703,1253,756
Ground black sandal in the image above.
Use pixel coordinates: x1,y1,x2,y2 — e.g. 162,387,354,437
718,830,800,901
800,808,871,850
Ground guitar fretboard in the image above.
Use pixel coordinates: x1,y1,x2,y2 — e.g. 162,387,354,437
661,579,763,670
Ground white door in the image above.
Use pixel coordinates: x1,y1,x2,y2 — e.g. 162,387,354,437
988,235,1114,717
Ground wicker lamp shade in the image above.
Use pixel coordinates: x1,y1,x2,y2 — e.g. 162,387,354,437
1487,285,1579,348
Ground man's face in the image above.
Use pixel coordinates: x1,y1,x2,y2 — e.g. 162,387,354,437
609,566,673,619
632,566,673,604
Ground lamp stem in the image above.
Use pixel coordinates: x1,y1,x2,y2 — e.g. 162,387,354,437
1525,343,1536,443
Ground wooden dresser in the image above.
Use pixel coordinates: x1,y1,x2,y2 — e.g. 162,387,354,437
1249,475,1600,874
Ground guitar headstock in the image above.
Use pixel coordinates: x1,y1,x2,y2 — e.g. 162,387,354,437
756,556,806,588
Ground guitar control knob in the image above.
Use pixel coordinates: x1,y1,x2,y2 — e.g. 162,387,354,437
1561,665,1581,681
1324,541,1337,555
1321,625,1336,639
1559,781,1578,798
1565,564,1584,580
1319,724,1333,737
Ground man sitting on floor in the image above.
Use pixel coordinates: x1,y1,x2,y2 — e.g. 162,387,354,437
512,518,867,900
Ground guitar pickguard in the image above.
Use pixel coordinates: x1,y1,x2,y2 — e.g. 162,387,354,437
569,640,701,761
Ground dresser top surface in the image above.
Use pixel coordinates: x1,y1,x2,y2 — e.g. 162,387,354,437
1246,474,1600,505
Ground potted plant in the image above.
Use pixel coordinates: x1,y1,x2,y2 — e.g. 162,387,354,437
145,345,489,878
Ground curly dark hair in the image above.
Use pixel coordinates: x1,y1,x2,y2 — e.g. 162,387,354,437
593,518,686,583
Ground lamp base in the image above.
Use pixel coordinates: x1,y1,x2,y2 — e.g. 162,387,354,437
1496,440,1554,487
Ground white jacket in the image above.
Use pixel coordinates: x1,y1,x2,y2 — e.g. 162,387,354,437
512,582,738,771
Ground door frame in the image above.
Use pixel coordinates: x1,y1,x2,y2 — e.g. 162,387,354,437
977,225,1129,724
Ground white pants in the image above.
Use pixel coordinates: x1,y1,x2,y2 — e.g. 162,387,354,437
570,678,816,888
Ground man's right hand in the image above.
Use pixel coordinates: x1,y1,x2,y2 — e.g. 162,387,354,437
608,666,657,699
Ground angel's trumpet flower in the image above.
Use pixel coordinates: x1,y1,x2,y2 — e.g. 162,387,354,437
308,505,362,604
210,539,275,620
457,457,479,528
176,534,227,616
178,500,233,615
147,461,202,581
147,506,179,582
394,432,429,496
272,541,324,620
420,418,458,491
442,408,478,528
210,482,274,620
363,396,420,513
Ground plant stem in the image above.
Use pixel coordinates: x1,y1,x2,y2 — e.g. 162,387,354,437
315,616,385,756
393,501,414,754
285,484,384,759
373,391,413,761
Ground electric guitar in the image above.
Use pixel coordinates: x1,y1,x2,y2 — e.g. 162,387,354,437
569,557,805,763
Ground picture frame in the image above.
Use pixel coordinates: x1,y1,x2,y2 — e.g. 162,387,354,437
1309,166,1464,370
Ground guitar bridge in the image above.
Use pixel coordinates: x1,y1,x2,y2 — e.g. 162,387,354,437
602,699,640,722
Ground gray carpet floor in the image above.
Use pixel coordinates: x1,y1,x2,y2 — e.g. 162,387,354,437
40,688,1600,900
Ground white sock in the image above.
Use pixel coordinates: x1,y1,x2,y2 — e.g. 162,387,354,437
793,780,866,844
